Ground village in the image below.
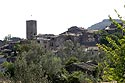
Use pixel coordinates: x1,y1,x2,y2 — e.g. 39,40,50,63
0,19,122,74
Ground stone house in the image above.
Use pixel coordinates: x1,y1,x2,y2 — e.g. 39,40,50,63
36,26,99,51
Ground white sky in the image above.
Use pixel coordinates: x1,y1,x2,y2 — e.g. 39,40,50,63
0,0,125,40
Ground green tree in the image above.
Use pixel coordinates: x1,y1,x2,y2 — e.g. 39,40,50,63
3,34,11,43
11,41,62,83
97,13,125,82
57,40,87,62
56,40,101,82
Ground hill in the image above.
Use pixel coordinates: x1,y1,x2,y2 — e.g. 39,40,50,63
88,19,122,30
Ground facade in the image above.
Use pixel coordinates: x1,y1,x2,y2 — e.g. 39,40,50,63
26,20,37,40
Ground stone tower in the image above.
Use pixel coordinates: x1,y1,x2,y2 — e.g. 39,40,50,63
26,20,37,40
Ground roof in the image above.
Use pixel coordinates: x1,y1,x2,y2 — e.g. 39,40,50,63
73,62,97,71
26,20,37,22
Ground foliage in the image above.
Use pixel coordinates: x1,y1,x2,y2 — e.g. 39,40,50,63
54,68,96,83
97,13,125,82
0,71,4,78
2,61,14,78
65,56,79,66
1,38,103,83
57,40,90,63
95,29,123,46
13,52,49,83
10,41,62,83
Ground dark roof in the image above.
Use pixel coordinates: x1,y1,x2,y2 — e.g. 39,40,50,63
26,20,37,22
73,62,97,71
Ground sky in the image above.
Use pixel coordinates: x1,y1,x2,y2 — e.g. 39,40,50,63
0,0,125,40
